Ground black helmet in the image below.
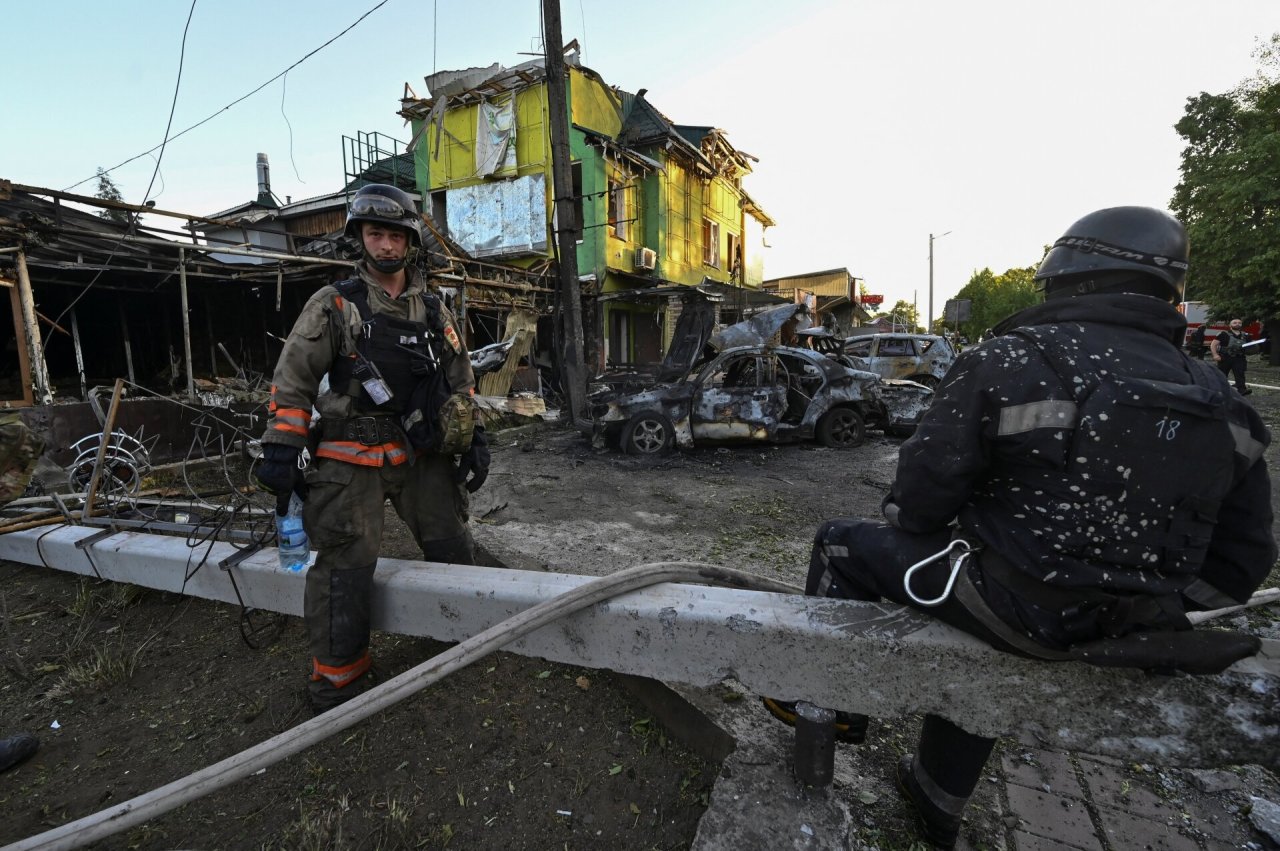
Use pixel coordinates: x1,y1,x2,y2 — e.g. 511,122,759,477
1034,206,1188,302
344,184,425,273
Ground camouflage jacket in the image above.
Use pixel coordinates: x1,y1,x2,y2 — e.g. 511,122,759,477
261,263,474,466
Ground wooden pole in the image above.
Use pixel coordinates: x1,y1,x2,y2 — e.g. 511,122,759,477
7,282,33,405
0,508,109,535
542,0,587,426
81,378,125,522
178,247,195,399
117,301,135,385
13,250,51,404
70,308,86,400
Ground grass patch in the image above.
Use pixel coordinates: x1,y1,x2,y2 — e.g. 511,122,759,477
43,641,144,701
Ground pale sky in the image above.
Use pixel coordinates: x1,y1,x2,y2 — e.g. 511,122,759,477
2,1,1274,319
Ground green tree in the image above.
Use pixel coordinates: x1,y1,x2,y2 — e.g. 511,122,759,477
950,265,1040,341
1171,34,1280,326
93,168,129,223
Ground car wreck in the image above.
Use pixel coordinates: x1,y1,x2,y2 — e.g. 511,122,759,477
588,300,932,454
840,331,956,388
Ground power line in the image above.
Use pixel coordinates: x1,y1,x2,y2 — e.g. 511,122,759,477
44,0,200,350
142,0,198,206
63,0,392,193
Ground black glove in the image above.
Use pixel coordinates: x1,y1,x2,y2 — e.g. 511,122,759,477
454,426,490,493
255,443,306,509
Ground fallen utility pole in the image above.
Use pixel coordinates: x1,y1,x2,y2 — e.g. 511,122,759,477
0,524,1273,768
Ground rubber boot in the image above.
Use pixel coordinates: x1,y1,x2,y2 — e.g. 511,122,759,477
0,733,38,772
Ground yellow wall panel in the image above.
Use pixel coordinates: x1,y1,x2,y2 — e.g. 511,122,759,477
569,68,622,136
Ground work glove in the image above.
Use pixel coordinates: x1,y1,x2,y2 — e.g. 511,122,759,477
454,426,490,493
255,443,307,511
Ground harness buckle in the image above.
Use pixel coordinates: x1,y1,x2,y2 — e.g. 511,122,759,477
903,538,979,607
352,416,381,446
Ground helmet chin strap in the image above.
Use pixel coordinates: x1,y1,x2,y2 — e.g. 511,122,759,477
367,254,407,274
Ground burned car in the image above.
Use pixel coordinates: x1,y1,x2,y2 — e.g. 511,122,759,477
839,332,955,388
589,301,932,455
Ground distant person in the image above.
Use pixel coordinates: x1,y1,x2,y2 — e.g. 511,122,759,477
1211,318,1251,395
1187,324,1208,359
762,207,1274,848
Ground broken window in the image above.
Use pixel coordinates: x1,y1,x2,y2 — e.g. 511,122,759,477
878,338,915,357
845,339,872,358
608,178,627,241
430,190,447,234
702,218,720,267
726,232,742,279
709,354,763,388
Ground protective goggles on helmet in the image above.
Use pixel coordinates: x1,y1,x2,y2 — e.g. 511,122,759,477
349,194,415,222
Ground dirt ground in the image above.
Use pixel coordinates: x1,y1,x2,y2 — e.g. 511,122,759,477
1,356,1279,850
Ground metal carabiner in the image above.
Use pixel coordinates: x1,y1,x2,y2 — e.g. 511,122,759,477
903,538,978,607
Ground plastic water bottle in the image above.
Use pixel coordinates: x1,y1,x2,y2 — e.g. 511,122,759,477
276,493,311,572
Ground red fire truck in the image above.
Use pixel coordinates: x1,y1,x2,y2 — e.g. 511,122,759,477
1178,301,1263,352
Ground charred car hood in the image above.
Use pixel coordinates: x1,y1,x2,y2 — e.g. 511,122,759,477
656,301,810,383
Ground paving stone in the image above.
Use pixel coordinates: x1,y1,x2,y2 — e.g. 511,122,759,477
1013,829,1093,850
1094,805,1201,850
1076,752,1124,768
1003,748,1085,799
1187,768,1245,794
1005,784,1101,851
1077,758,1179,821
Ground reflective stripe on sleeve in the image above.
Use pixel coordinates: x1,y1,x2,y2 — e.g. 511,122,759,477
997,400,1079,436
1229,423,1265,466
271,408,311,437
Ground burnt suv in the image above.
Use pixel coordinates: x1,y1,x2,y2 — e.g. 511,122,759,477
840,333,955,388
588,300,933,455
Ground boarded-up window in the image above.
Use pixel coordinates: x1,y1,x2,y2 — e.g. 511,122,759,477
446,174,548,259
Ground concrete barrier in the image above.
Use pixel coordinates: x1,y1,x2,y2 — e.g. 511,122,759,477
0,524,1274,766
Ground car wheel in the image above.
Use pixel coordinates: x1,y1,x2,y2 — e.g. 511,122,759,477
818,407,866,448
909,374,940,390
621,412,674,455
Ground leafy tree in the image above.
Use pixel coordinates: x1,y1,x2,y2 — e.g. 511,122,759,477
1171,34,1280,327
93,168,129,223
950,266,1040,341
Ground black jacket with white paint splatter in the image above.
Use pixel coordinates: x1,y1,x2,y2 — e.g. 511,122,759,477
886,293,1274,621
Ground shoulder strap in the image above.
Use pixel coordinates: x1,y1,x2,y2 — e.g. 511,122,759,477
333,278,372,322
417,290,445,333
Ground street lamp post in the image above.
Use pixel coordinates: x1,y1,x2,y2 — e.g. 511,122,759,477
928,230,952,335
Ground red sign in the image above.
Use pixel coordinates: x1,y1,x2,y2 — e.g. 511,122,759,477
861,294,884,306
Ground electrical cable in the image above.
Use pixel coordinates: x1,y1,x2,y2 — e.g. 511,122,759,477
280,72,305,183
63,0,392,194
5,562,799,851
43,0,199,348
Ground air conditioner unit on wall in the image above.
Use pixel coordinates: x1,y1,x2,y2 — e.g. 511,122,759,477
634,247,657,271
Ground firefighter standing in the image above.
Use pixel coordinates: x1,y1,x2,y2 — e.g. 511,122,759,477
764,207,1274,848
255,184,490,713
1211,318,1252,395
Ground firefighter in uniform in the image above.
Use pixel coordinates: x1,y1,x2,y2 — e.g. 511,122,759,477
764,207,1275,848
255,184,490,712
